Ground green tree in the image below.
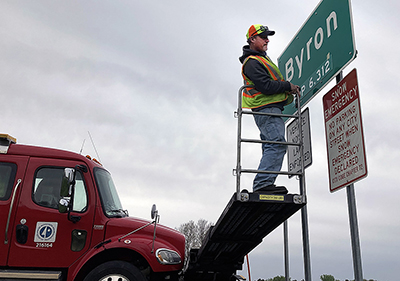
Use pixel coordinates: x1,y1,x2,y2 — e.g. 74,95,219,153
262,276,286,281
320,274,338,281
271,276,286,281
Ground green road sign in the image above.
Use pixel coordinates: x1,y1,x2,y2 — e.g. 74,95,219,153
278,0,356,119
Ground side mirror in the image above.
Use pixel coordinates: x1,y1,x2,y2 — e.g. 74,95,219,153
150,204,160,254
58,168,75,213
151,204,158,220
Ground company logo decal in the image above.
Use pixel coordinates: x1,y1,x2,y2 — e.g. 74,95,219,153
34,222,58,243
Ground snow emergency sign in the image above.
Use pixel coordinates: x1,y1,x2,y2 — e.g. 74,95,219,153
322,68,367,192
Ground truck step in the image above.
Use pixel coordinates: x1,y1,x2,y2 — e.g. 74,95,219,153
0,270,62,280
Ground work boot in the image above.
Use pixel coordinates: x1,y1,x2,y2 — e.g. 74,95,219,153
254,184,288,194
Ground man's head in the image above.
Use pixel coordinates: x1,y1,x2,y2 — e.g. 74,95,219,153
247,24,275,53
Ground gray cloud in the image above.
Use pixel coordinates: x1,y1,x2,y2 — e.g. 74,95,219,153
1,0,398,280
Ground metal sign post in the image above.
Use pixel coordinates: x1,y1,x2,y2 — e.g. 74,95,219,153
283,220,289,281
286,107,313,281
347,183,363,281
323,70,366,281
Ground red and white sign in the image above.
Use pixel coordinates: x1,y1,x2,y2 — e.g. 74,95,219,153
322,69,368,192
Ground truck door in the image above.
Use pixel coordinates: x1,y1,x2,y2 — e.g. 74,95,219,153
0,156,28,266
7,157,96,268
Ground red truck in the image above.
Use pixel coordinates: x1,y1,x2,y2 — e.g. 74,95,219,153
0,134,185,281
0,134,305,281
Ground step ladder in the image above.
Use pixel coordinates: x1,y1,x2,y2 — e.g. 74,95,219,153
184,87,308,281
234,86,306,199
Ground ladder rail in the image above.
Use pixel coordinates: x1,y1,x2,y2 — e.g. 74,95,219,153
234,86,312,281
242,109,298,119
234,86,304,199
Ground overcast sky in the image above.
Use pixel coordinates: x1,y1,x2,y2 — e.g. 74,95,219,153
1,0,399,280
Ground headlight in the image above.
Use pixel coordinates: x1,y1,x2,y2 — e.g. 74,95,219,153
155,248,182,265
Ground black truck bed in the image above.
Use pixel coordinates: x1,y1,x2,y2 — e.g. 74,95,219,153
185,191,306,281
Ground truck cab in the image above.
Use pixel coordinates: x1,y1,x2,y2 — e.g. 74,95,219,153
0,134,185,281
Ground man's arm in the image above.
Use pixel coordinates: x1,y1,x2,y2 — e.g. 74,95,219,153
243,59,291,95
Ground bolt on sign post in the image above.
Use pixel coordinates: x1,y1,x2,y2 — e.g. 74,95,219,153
322,68,367,192
278,0,356,120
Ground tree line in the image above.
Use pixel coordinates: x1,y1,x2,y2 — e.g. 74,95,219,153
257,275,377,281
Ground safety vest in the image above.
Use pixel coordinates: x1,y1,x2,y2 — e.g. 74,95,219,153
241,55,293,109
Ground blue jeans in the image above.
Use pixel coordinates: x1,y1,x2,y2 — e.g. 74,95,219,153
253,107,287,191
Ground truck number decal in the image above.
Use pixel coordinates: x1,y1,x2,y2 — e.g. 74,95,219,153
36,242,53,248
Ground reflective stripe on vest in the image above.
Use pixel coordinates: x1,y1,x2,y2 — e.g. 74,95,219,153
241,55,293,109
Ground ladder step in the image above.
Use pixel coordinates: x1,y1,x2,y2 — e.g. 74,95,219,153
241,138,301,146
240,169,302,176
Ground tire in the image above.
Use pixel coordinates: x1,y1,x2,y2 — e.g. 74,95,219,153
83,261,146,281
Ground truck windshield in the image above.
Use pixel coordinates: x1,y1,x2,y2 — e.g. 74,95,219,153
94,168,128,218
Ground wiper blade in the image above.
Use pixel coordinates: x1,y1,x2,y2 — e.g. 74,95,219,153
108,209,129,217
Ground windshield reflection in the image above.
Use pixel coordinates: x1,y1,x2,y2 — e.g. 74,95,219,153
94,168,128,218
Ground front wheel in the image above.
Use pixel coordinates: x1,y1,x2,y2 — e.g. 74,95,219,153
83,261,146,281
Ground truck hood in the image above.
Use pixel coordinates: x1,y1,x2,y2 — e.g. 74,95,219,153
104,216,185,259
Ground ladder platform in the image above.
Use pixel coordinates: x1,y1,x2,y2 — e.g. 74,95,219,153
186,191,306,276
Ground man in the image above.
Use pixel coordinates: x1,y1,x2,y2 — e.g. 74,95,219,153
239,24,300,194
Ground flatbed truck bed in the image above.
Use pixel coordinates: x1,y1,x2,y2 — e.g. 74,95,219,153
185,190,306,281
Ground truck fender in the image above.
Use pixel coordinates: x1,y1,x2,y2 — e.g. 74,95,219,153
68,235,180,280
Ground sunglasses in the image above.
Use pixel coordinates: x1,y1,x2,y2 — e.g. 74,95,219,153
250,25,270,37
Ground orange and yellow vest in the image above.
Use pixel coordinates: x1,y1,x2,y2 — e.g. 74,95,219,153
241,55,293,109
